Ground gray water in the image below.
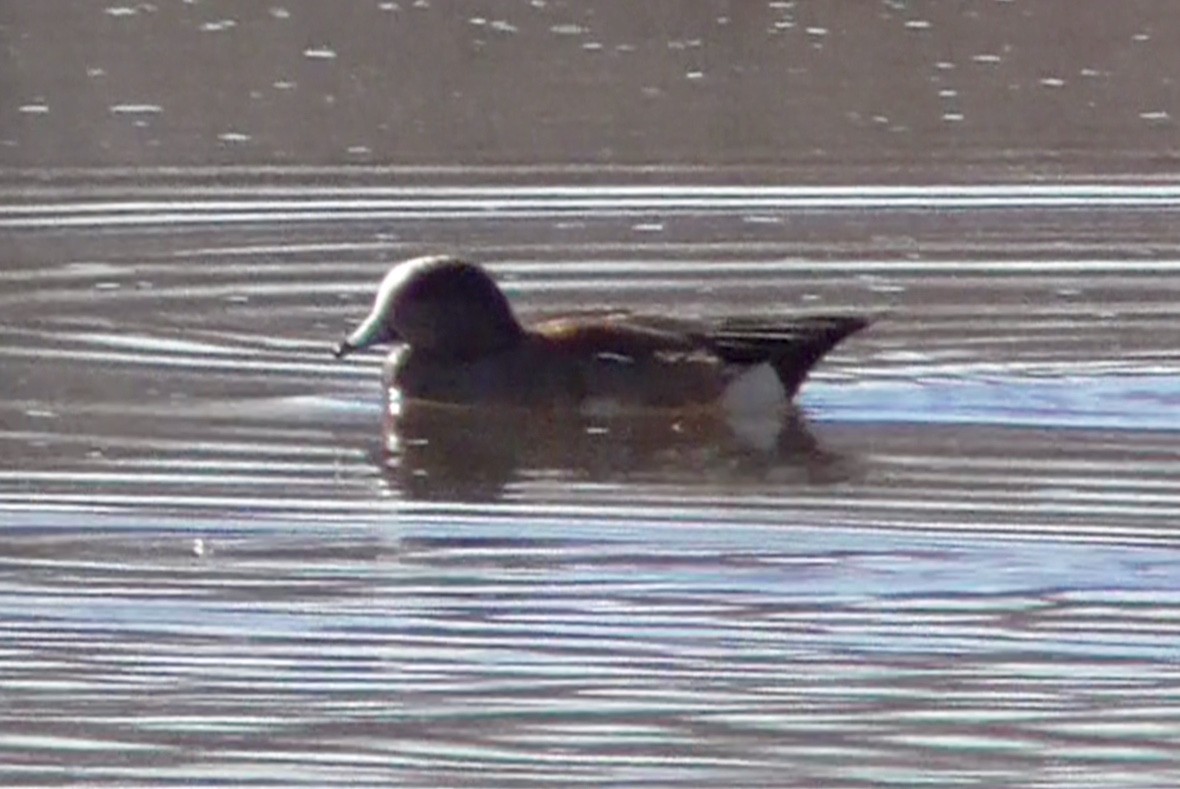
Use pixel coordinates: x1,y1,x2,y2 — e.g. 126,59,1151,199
4,179,1180,786
5,2,1180,786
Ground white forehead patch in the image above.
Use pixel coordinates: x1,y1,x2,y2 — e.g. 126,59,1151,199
345,256,453,350
372,255,451,312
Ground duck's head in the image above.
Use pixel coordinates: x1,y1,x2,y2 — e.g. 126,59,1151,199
334,256,524,360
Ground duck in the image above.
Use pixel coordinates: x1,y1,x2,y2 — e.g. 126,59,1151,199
334,255,869,413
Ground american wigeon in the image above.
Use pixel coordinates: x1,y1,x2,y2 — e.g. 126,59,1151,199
334,255,869,412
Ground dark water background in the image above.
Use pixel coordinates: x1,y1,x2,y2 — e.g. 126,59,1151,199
3,2,1180,785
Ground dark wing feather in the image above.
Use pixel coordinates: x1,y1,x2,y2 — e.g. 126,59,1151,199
532,312,869,401
705,316,870,399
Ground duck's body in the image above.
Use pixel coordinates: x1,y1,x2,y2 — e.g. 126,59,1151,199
335,256,869,412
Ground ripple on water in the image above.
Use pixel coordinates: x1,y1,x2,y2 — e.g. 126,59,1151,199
2,180,1180,784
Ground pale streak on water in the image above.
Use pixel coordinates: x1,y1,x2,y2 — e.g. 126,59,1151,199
3,176,1180,786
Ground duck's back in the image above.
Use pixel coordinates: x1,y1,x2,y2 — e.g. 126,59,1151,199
531,312,868,408
386,312,867,410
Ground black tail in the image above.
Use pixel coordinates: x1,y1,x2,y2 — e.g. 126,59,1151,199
709,316,870,399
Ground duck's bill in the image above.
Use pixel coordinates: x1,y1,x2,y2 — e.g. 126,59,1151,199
333,317,399,359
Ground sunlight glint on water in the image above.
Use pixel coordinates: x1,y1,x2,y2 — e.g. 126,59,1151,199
2,181,1180,786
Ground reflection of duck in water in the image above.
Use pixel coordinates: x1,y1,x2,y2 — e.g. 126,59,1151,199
334,255,869,414
381,400,854,501
335,255,871,500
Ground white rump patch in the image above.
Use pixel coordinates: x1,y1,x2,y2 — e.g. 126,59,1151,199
721,363,787,416
722,364,787,452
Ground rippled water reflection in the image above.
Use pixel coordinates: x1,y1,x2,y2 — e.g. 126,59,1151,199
3,178,1180,785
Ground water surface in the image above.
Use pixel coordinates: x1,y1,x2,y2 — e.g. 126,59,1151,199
5,1,1180,784
3,177,1180,786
